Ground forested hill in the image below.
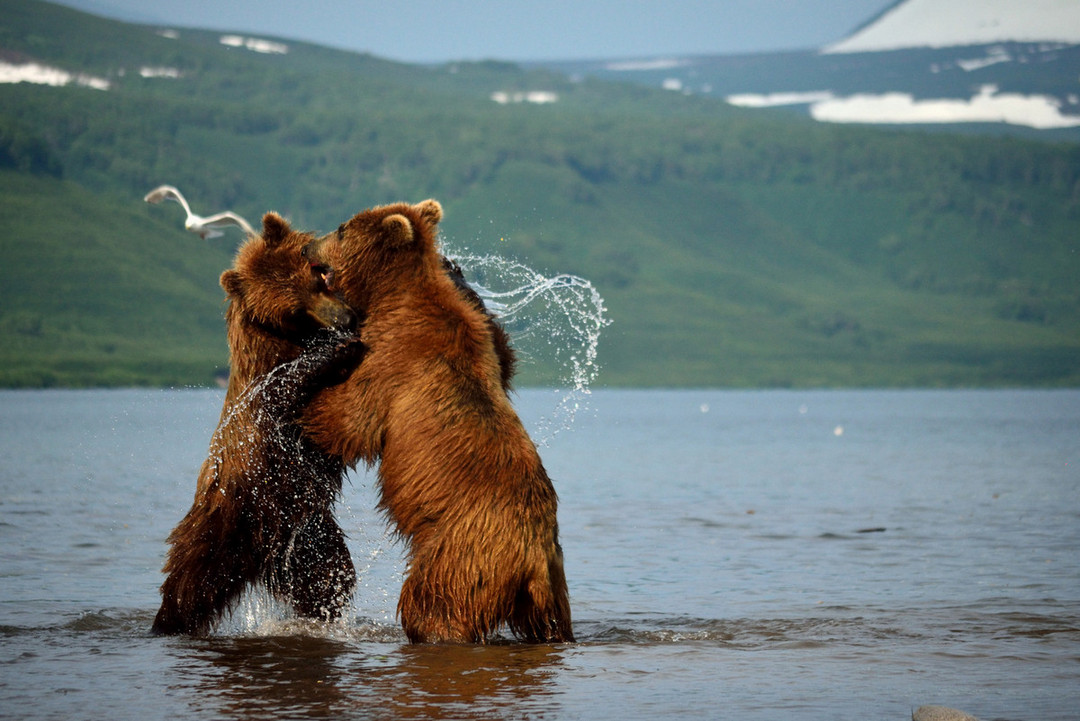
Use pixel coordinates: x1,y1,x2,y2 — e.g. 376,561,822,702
2,0,1078,388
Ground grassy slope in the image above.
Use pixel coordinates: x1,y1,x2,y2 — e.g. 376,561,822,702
0,171,233,386
448,171,1080,387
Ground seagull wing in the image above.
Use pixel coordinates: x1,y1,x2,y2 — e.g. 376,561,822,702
146,185,254,239
144,184,191,213
200,211,256,236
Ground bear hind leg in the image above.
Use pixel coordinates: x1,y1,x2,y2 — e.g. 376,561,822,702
397,566,491,644
273,513,356,622
508,561,575,643
152,522,262,635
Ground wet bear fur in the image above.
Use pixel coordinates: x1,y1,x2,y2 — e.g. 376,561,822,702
300,199,574,644
152,213,363,636
440,256,517,396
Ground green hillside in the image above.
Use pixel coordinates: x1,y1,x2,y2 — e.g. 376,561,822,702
0,171,233,386
1,0,1078,387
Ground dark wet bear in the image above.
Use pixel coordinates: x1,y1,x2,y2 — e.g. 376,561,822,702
152,213,362,636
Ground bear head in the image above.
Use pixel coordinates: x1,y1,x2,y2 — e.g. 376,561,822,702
221,212,356,339
302,200,444,315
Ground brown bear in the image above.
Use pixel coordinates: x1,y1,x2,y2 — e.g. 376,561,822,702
299,199,574,644
152,213,363,636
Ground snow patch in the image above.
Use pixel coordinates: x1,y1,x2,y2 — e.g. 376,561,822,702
728,84,1080,129
0,61,110,90
810,85,1080,129
956,46,1013,71
825,0,1080,54
139,66,182,79
727,91,836,108
605,58,689,72
491,91,558,104
220,35,289,54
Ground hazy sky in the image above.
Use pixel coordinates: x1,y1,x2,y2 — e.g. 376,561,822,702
59,0,897,63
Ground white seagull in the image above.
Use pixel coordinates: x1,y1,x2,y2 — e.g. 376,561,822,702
144,184,256,239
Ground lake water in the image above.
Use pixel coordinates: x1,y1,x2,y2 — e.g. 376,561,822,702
1,388,1077,720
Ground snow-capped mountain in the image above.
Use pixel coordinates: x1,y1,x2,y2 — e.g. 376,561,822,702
537,0,1080,136
825,0,1080,54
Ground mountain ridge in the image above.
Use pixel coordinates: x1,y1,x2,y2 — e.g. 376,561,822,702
535,1,1080,134
538,41,1080,135
825,0,1080,54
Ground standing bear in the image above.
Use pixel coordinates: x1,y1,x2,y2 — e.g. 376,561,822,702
152,213,363,635
300,200,574,644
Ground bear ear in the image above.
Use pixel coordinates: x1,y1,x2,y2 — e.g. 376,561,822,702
380,214,415,248
220,269,243,298
261,212,290,248
413,199,443,228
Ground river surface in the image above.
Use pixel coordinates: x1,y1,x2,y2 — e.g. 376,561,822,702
1,388,1077,720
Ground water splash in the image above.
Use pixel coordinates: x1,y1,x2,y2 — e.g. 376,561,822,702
211,335,350,458
447,249,610,444
218,585,297,635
